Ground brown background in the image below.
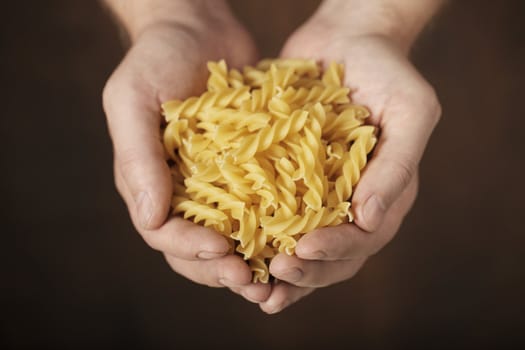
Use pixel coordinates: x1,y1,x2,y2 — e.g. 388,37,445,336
2,0,524,349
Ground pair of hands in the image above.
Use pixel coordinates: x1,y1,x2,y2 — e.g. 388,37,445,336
102,2,440,313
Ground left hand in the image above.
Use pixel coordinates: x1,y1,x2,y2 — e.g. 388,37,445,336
258,14,441,314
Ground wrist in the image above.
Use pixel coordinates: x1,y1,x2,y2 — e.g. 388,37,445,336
313,0,443,53
103,0,233,43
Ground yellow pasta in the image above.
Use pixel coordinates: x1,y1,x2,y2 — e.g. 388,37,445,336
161,59,377,283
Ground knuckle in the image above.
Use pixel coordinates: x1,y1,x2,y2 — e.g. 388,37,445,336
391,157,417,191
113,176,129,206
141,222,194,259
141,231,159,252
421,84,442,126
102,76,118,114
301,264,330,288
102,76,124,137
173,220,201,257
117,148,143,182
334,231,356,258
404,82,442,127
427,87,442,125
169,227,195,259
113,162,126,195
206,261,227,287
203,279,218,288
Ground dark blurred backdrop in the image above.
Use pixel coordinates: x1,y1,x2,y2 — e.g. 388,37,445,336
2,1,524,349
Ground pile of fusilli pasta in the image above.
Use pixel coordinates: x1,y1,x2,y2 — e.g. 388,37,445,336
162,59,376,283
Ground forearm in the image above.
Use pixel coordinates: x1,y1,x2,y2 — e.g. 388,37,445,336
315,0,444,52
102,0,231,42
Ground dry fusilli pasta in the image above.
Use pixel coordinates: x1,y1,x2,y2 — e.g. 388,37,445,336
162,59,377,283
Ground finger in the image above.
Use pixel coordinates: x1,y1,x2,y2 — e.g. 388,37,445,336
259,281,315,314
103,64,171,231
229,283,272,304
164,254,252,288
115,165,230,259
270,254,366,288
352,89,440,232
145,217,231,259
296,174,418,261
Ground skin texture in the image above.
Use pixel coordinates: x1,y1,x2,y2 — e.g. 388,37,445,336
102,0,442,314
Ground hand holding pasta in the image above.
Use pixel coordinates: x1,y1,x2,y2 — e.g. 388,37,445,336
254,0,442,314
102,0,276,301
162,59,377,283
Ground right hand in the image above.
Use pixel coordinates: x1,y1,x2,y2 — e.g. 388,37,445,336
102,5,272,303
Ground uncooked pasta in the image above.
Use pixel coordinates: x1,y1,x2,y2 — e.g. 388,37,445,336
162,59,377,283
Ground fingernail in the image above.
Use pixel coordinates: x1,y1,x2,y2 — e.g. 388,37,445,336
278,268,303,283
136,191,153,229
197,251,226,259
362,195,386,231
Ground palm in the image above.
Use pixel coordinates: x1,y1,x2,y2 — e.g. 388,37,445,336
107,24,257,225
281,30,426,226
122,25,258,108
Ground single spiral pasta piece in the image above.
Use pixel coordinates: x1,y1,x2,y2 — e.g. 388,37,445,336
243,66,267,88
257,58,320,77
184,177,245,220
207,60,229,92
236,227,267,261
163,118,188,159
322,62,345,87
241,159,279,210
249,256,270,284
231,206,258,249
200,108,271,132
281,85,351,106
172,196,230,232
335,126,377,201
261,203,350,239
227,68,245,89
162,87,251,122
274,157,298,218
298,127,325,210
232,109,309,163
